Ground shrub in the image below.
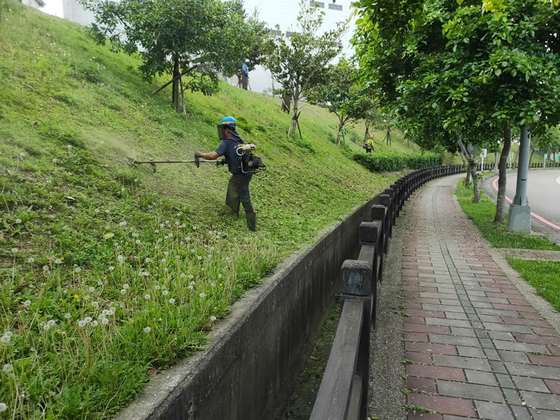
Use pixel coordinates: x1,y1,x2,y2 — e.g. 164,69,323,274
353,152,441,172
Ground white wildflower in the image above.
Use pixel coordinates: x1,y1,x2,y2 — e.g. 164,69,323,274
77,319,87,328
143,327,151,334
108,266,114,271
140,271,150,277
11,248,18,254
117,255,125,264
187,284,194,291
15,218,22,224
91,320,98,327
64,313,72,320
199,292,206,299
27,257,34,264
74,266,82,273
88,286,95,293
145,258,151,263
1,332,13,345
84,316,92,323
120,289,127,295
209,315,217,323
100,317,109,326
42,265,50,273
22,300,31,309
91,301,99,309
42,320,56,331
144,294,151,301
168,298,176,305
123,283,130,290
54,258,63,265
2,363,13,374
162,289,169,296
0,402,7,413
119,220,128,227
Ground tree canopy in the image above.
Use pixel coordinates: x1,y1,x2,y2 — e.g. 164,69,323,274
354,0,560,211
307,59,373,144
265,0,344,137
83,0,269,112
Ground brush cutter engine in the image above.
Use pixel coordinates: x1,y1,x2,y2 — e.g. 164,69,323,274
235,144,266,174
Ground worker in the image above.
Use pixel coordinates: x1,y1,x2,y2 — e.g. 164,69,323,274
363,139,374,154
195,116,257,231
241,59,250,90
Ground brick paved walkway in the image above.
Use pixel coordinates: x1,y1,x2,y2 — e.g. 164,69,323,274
497,249,560,262
402,176,560,420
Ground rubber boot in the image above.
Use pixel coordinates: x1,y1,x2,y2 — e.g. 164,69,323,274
246,212,257,232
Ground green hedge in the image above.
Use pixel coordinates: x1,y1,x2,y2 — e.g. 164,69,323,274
353,152,441,172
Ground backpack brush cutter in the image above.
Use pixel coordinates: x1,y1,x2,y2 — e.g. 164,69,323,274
126,157,226,173
126,144,265,174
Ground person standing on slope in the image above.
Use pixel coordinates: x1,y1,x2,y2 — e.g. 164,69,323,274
241,59,250,90
195,116,257,231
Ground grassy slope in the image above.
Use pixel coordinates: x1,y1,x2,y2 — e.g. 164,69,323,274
455,182,560,250
0,4,419,418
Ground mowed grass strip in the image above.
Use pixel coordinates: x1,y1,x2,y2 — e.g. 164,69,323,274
455,181,560,251
508,259,560,312
0,3,416,418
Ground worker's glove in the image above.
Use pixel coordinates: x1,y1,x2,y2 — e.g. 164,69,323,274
194,152,202,168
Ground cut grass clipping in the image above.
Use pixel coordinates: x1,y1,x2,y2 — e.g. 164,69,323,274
455,181,560,251
0,3,416,419
508,259,560,312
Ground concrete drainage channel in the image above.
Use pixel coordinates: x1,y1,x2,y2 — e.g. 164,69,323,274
117,166,464,420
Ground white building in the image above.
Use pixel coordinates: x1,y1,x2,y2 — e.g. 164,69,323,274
239,0,356,94
21,0,94,26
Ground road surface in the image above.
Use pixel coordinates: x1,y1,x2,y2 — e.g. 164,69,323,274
487,169,560,244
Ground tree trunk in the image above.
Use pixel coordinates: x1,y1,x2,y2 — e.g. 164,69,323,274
171,57,183,113
336,119,344,145
494,127,512,224
457,138,472,186
289,94,299,138
364,121,371,142
470,159,480,203
385,126,392,146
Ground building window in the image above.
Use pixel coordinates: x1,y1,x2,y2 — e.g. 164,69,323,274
328,3,343,11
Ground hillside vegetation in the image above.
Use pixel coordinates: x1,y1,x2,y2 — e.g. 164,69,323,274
0,3,420,418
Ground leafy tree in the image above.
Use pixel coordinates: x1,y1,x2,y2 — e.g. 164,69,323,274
354,0,560,218
307,59,373,144
533,126,560,166
265,0,344,137
82,0,269,112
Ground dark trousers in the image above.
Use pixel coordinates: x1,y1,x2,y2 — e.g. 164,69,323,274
241,74,249,90
226,174,256,230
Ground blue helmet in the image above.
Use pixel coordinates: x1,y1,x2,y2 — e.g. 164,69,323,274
219,116,237,126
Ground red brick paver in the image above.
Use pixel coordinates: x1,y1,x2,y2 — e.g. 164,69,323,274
401,176,560,419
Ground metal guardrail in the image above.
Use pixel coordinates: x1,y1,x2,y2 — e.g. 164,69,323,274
310,165,465,420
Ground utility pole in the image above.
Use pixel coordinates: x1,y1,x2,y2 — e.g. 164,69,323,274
507,126,532,233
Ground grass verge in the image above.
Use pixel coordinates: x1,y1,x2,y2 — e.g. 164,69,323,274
508,259,560,312
455,181,560,251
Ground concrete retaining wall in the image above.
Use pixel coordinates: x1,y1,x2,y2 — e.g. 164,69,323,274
118,198,375,420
